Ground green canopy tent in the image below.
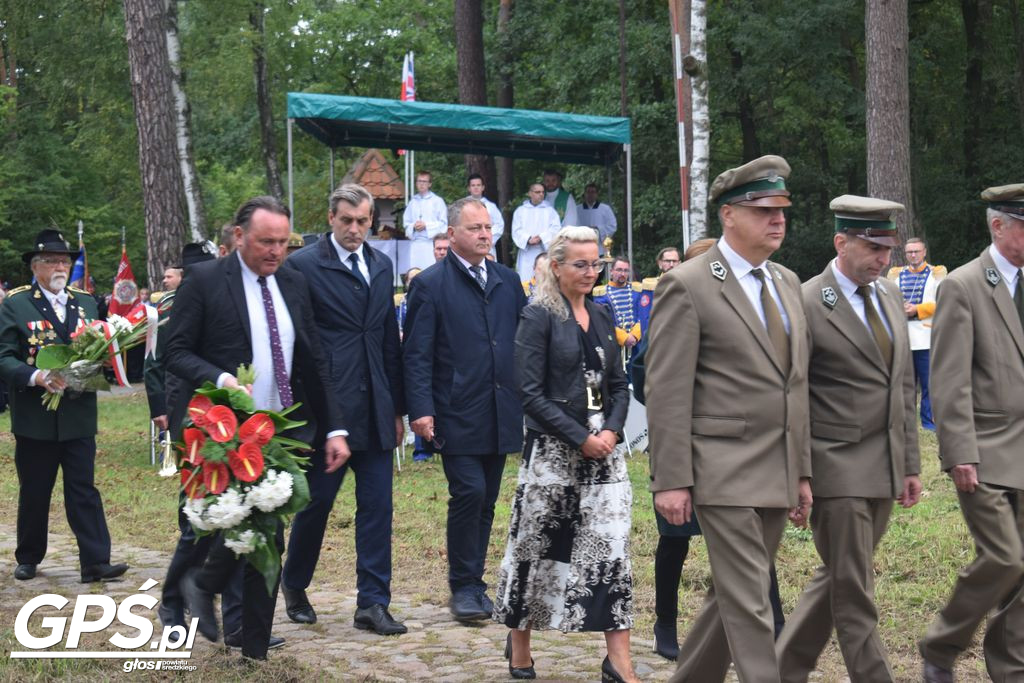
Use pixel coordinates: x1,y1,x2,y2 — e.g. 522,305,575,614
286,92,634,267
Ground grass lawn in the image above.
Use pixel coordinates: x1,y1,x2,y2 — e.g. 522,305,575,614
0,391,990,681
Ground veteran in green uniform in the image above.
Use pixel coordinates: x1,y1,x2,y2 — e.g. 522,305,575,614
0,229,127,582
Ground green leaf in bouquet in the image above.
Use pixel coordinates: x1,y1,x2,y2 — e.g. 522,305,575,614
200,439,229,463
245,537,281,598
227,388,255,413
261,405,309,434
276,470,311,516
35,344,76,370
236,363,257,386
269,434,312,452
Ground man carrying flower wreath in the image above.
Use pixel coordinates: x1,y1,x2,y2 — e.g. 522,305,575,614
165,196,349,661
0,229,128,584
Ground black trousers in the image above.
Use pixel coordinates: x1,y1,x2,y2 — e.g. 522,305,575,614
161,503,242,632
14,435,111,567
439,452,506,595
196,524,284,660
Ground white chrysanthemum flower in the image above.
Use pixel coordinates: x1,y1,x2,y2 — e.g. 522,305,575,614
224,528,263,555
203,487,252,529
106,314,134,334
183,497,211,531
246,470,294,512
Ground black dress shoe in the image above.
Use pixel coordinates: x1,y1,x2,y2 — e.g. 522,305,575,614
282,587,317,624
14,563,36,580
353,604,408,635
504,632,536,679
224,627,285,650
449,591,489,622
478,590,495,616
602,655,627,683
923,659,954,683
653,620,679,660
180,569,218,642
80,562,128,583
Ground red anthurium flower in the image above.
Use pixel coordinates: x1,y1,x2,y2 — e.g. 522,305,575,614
187,395,214,427
202,461,230,495
181,467,205,499
182,428,206,466
228,443,265,482
238,413,275,446
205,405,238,443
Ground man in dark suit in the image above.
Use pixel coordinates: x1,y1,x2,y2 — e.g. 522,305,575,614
165,196,349,660
281,183,406,635
403,197,528,622
0,229,128,583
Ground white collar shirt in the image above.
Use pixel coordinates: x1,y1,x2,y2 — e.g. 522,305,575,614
718,236,791,334
452,250,487,285
235,252,295,412
989,243,1023,297
830,259,892,338
40,286,68,323
331,234,370,282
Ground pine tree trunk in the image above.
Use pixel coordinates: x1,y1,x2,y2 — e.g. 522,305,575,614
123,0,187,289
454,0,497,207
960,0,990,183
865,0,914,244
165,0,206,242
251,3,284,200
495,0,514,264
689,0,710,240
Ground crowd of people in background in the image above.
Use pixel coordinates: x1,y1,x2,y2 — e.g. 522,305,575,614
2,159,1023,683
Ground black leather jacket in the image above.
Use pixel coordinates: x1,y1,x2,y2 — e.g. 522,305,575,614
514,297,630,447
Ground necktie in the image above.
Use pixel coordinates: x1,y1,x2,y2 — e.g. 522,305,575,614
1015,269,1024,330
348,252,367,286
856,285,893,368
751,268,790,375
53,293,67,323
470,265,486,290
257,276,293,408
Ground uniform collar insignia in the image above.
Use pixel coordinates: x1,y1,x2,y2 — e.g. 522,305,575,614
709,260,727,281
985,267,1001,287
821,286,838,308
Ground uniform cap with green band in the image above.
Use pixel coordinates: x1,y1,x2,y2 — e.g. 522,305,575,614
710,155,792,208
981,183,1024,217
829,194,904,247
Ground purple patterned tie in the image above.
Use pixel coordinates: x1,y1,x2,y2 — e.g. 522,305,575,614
257,276,293,408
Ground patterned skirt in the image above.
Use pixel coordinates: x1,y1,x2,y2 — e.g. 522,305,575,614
493,418,634,632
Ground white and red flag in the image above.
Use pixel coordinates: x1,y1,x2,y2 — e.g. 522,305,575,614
108,246,139,317
399,52,415,156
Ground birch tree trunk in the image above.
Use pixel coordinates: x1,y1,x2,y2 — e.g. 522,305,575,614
251,2,284,200
165,0,206,241
689,0,710,240
866,0,914,243
123,0,187,288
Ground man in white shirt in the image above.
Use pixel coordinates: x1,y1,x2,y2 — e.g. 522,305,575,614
512,183,561,282
404,171,448,269
465,173,504,256
577,183,617,254
542,168,578,226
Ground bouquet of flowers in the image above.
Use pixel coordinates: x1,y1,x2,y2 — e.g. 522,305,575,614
177,365,312,595
34,306,151,411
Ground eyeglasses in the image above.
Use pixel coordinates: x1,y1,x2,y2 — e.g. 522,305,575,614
36,257,72,267
566,260,606,274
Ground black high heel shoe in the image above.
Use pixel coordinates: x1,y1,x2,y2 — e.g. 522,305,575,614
504,632,536,680
602,655,627,683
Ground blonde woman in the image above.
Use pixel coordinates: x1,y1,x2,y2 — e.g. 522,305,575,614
494,226,637,682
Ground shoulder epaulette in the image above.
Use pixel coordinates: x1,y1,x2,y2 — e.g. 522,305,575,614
642,277,659,290
931,265,947,279
6,285,30,296
68,286,91,296
631,281,642,292
393,293,405,306
591,285,607,297
521,281,532,296
885,266,903,281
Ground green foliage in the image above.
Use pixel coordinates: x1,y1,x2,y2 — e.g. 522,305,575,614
1,0,1021,287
